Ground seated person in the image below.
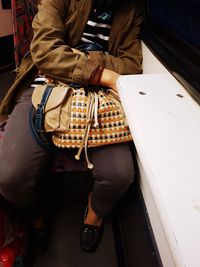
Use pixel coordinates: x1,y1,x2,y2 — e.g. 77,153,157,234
0,0,143,253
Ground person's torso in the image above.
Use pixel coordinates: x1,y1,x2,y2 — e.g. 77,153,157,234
62,0,135,55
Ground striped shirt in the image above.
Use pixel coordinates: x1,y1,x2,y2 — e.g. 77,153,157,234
79,9,113,52
31,75,47,88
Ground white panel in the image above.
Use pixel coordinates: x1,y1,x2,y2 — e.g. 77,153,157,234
142,42,168,74
117,73,200,267
137,155,177,267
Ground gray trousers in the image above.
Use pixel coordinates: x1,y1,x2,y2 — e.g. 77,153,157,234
0,88,135,218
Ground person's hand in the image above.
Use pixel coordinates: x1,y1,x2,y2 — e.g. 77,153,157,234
99,68,120,92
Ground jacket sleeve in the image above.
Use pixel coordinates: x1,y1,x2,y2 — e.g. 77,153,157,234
30,0,143,85
30,0,99,84
88,9,143,75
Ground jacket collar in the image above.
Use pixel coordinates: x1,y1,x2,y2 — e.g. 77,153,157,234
74,0,92,45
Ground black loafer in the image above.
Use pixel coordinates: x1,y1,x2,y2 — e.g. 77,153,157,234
80,223,103,252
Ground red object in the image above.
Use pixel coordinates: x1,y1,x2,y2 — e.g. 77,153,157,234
12,0,38,67
0,202,26,267
0,239,24,267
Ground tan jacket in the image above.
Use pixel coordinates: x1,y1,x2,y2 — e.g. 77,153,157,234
0,0,143,120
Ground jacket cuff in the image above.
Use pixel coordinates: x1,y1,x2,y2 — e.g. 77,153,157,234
87,51,105,66
72,54,101,85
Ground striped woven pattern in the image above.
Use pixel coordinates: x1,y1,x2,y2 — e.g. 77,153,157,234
52,88,132,148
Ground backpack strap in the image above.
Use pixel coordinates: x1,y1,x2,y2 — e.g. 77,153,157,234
34,85,54,132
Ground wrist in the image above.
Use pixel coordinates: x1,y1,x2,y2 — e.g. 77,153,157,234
88,65,104,85
99,69,120,88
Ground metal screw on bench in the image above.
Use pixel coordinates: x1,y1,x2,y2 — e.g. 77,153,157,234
139,91,146,95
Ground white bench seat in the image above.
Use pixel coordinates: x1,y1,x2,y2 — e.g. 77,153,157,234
117,44,200,267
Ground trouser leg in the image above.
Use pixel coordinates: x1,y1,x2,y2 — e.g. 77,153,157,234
89,143,135,218
0,88,50,207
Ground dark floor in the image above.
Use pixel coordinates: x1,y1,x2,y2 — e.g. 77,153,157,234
0,69,162,267
33,173,118,267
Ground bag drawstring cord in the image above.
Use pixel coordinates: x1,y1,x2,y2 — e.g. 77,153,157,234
74,89,125,169
94,93,99,128
75,92,98,169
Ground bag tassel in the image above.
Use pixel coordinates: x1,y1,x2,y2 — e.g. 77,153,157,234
75,92,99,169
